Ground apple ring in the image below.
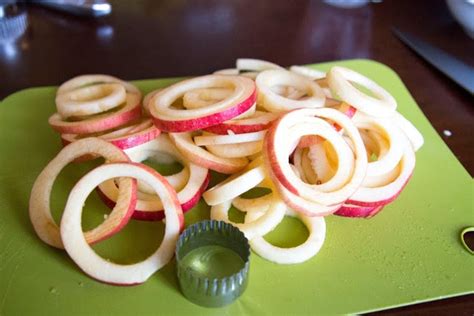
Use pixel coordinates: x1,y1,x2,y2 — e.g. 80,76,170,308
183,88,232,109
256,69,326,113
246,208,326,264
327,66,397,118
204,110,278,135
57,74,141,95
97,135,209,221
61,118,160,151
169,132,249,174
289,65,326,80
203,161,266,206
48,93,142,134
211,196,286,240
29,138,136,249
56,83,127,119
60,162,183,285
150,75,256,132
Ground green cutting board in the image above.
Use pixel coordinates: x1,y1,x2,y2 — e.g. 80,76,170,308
0,60,472,315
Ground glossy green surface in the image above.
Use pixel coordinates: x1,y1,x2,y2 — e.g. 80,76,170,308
0,60,472,315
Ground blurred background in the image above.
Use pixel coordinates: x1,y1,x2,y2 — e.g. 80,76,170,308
1,0,472,175
1,0,473,96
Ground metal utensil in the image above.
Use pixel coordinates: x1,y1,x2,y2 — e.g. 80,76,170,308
33,0,111,17
392,28,474,95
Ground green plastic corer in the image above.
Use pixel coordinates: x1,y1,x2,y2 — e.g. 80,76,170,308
175,220,250,307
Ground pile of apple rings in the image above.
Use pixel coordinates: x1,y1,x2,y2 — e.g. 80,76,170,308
29,59,423,284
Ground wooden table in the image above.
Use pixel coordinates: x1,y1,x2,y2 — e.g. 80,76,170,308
0,0,472,314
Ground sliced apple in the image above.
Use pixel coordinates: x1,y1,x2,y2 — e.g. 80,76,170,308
150,75,256,132
97,135,210,220
61,118,160,150
60,162,183,285
169,132,249,174
29,138,136,249
49,93,142,134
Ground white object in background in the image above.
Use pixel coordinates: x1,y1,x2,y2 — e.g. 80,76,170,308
446,0,474,39
323,0,369,9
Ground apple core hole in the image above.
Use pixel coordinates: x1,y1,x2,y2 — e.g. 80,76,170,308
89,175,165,264
351,81,379,99
240,187,272,199
141,158,183,176
51,157,105,225
263,216,309,248
228,206,246,224
460,227,474,255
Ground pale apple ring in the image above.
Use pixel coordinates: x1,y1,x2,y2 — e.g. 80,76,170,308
169,132,248,174
347,145,415,206
194,130,266,146
287,122,353,194
56,83,127,119
289,66,326,80
204,111,278,135
150,75,256,132
304,134,354,194
206,140,263,158
99,135,189,201
97,135,209,220
232,193,273,213
57,74,141,95
124,136,190,193
48,93,142,134
246,208,326,264
363,164,401,188
308,143,337,184
256,69,326,113
183,88,232,109
360,129,385,159
61,118,161,150
147,89,245,121
269,117,355,205
29,138,136,249
213,68,239,75
353,114,405,177
236,58,284,72
60,163,183,285
264,108,367,211
213,68,260,79
274,180,342,217
393,111,424,152
203,163,266,206
327,66,397,117
271,85,307,100
211,196,286,240
143,89,162,116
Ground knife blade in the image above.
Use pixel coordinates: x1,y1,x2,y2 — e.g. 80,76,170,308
392,28,474,95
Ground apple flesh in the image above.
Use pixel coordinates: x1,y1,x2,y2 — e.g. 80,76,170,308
203,111,278,135
49,93,142,134
61,119,161,150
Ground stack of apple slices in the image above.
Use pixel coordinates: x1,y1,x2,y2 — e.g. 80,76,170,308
50,75,161,151
97,134,210,221
29,58,424,285
29,138,185,285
